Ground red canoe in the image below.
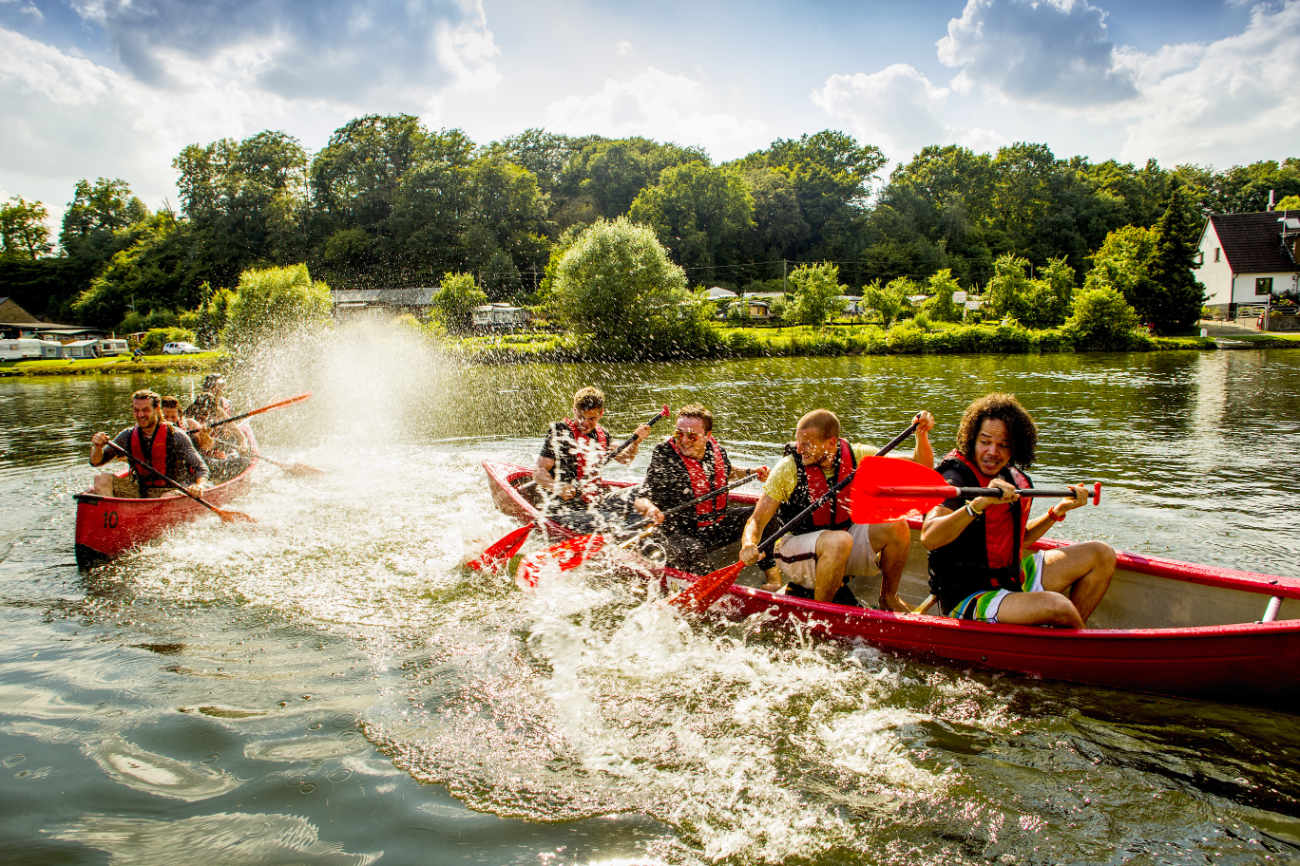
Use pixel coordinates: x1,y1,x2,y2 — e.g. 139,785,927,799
484,460,1300,704
75,427,259,568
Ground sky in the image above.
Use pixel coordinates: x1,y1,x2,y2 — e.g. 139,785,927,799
2,0,1298,234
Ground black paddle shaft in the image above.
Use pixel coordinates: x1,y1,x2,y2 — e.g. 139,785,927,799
103,439,224,516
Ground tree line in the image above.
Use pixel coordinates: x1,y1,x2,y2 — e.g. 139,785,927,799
2,114,1299,338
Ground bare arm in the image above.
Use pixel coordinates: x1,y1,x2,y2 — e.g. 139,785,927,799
909,410,935,467
739,494,780,565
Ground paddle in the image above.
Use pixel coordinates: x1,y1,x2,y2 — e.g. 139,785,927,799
668,416,922,612
196,393,322,476
203,392,312,430
103,440,255,524
848,455,1101,524
253,452,327,477
515,469,766,578
467,405,671,572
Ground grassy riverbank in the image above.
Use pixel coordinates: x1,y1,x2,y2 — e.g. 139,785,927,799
444,320,1300,363
0,352,225,378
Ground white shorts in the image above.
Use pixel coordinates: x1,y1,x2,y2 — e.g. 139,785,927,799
773,523,880,590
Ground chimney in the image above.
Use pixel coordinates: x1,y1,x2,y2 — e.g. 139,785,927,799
1269,189,1276,210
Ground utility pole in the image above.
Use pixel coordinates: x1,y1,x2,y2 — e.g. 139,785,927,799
782,259,787,295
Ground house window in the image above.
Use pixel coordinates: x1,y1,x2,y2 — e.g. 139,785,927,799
1214,248,1221,262
1256,277,1274,296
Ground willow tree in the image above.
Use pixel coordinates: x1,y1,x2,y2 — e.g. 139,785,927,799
542,217,714,359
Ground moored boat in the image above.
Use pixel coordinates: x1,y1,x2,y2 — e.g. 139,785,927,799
483,459,1300,704
75,426,259,568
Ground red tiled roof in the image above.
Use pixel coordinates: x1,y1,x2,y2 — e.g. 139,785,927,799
1208,212,1300,273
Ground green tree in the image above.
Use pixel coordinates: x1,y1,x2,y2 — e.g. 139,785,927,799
1063,285,1142,349
542,217,711,358
861,277,910,327
923,268,963,322
984,253,1034,322
174,129,309,285
429,271,487,332
223,263,332,350
785,261,845,325
1146,187,1206,334
628,162,755,273
69,213,204,328
556,137,707,223
60,177,148,262
1084,225,1158,304
0,197,52,260
1018,256,1074,328
1277,194,1300,210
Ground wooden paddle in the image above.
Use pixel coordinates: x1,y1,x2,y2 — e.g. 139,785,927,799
468,405,671,572
103,440,255,524
668,416,923,612
253,452,327,477
203,392,311,430
197,393,322,476
848,456,1101,524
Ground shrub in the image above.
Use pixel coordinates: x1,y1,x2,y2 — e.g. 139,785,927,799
140,326,197,354
1062,285,1143,350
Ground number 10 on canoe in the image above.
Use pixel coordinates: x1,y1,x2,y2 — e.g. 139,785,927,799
848,456,1101,524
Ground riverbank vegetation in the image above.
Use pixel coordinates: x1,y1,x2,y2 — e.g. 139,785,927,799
0,351,224,377
5,115,1300,362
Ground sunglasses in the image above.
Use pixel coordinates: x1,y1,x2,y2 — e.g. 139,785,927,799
674,428,702,442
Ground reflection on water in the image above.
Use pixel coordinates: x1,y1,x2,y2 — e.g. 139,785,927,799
1,332,1299,864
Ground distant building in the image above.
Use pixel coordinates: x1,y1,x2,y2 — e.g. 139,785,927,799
471,303,531,330
1194,211,1300,320
704,286,738,301
0,297,38,324
332,287,436,317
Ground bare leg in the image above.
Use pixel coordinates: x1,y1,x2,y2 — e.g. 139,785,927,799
994,590,1085,628
868,519,911,612
1040,542,1116,623
812,530,853,602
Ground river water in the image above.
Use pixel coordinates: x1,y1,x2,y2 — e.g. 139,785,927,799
2,326,1299,865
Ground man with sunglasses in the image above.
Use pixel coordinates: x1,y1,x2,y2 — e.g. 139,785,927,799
637,404,769,570
739,408,935,610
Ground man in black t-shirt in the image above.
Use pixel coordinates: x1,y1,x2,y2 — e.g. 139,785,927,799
638,404,768,570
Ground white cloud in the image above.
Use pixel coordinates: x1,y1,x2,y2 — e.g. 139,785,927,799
813,64,951,166
616,40,632,57
1114,2,1300,166
544,67,767,160
66,0,499,105
937,0,1137,105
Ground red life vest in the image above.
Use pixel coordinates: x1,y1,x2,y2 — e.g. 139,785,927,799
562,419,610,503
668,434,729,528
777,438,856,534
130,423,171,489
949,451,1031,559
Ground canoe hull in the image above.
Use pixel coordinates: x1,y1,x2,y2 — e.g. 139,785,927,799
75,428,259,567
483,459,1300,704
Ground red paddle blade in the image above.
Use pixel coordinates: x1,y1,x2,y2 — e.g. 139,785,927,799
667,560,743,612
516,533,606,588
467,524,534,571
849,456,948,524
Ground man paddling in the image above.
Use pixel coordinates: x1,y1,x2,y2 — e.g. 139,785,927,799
534,386,657,530
920,393,1115,627
90,389,209,499
638,404,769,570
738,408,935,610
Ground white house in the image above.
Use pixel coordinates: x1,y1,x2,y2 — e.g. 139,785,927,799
704,286,738,301
1194,211,1300,318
